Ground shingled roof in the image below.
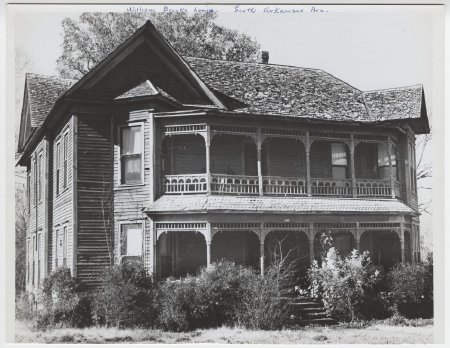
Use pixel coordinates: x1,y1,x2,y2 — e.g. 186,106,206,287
144,195,416,215
25,73,75,128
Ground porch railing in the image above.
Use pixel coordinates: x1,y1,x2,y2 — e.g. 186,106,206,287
162,174,402,198
311,178,352,196
211,174,259,195
356,179,391,197
163,174,208,194
262,176,307,195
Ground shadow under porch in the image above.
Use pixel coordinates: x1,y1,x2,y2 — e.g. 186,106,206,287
151,220,416,280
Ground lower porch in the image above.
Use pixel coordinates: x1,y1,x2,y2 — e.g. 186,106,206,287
151,220,419,280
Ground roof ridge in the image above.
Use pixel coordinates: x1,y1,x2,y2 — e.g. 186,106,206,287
25,72,77,84
364,84,423,93
184,55,320,72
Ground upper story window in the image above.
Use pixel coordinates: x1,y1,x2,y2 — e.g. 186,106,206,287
56,141,61,195
38,152,43,202
119,124,143,185
331,143,348,180
120,223,143,263
33,158,37,206
63,132,68,189
27,172,31,214
409,143,417,193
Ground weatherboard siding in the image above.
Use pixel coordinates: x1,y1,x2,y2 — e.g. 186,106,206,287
76,113,113,287
52,117,74,275
113,110,153,271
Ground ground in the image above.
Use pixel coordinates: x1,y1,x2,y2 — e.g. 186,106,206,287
15,320,433,344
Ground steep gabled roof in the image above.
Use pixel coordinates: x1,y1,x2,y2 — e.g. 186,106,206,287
17,20,430,161
363,85,424,121
25,73,75,128
185,57,369,121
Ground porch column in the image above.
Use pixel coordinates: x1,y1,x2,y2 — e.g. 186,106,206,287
152,224,157,278
206,125,211,195
400,222,405,263
309,222,315,262
387,137,395,198
306,131,312,196
260,241,265,275
355,222,361,251
350,134,356,198
206,222,212,268
257,129,263,196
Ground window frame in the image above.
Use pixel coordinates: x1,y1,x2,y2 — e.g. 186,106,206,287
63,131,69,189
33,157,37,207
409,142,417,193
330,142,349,180
119,221,144,264
56,140,61,196
27,172,31,214
118,122,145,186
38,151,43,203
63,225,68,267
55,229,59,268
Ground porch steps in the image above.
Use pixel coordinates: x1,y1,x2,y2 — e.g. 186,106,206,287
282,296,337,327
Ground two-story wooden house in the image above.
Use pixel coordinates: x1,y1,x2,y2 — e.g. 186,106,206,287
17,21,429,289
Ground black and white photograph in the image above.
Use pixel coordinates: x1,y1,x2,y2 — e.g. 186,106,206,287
2,1,446,345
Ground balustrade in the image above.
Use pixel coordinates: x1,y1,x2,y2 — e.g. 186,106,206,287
162,175,403,198
163,174,207,194
262,176,307,195
311,178,353,196
356,179,392,197
210,174,259,194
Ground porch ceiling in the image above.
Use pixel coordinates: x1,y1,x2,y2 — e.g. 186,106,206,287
144,195,416,215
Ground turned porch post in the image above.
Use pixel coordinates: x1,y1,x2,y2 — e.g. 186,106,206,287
350,134,357,197
257,129,263,196
152,223,157,278
400,222,405,263
355,222,360,251
306,131,312,196
206,222,212,268
260,223,265,276
387,137,395,198
309,222,315,262
206,125,211,195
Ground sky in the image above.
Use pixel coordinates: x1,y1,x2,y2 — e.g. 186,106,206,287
10,3,443,249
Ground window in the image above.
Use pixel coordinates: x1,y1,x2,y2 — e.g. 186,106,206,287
409,143,417,193
120,223,143,263
377,144,390,179
38,152,43,202
63,226,67,267
33,158,37,206
390,143,399,181
331,143,348,180
56,141,61,195
27,240,30,283
32,235,36,286
63,132,68,189
120,124,143,185
37,234,41,285
55,229,59,268
27,172,31,214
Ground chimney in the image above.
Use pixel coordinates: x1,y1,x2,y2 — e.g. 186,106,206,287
261,51,269,64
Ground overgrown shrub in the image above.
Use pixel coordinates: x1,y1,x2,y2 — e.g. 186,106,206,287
25,267,93,329
91,262,156,328
387,255,433,318
233,264,290,330
155,260,292,331
15,292,37,322
309,248,388,322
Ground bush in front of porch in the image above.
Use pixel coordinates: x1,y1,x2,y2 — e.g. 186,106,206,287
155,260,292,331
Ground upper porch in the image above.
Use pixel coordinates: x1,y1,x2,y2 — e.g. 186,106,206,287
159,122,402,199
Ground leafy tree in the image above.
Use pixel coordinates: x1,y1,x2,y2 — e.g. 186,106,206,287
57,12,261,79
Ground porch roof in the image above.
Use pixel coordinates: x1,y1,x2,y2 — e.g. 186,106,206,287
144,195,417,215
